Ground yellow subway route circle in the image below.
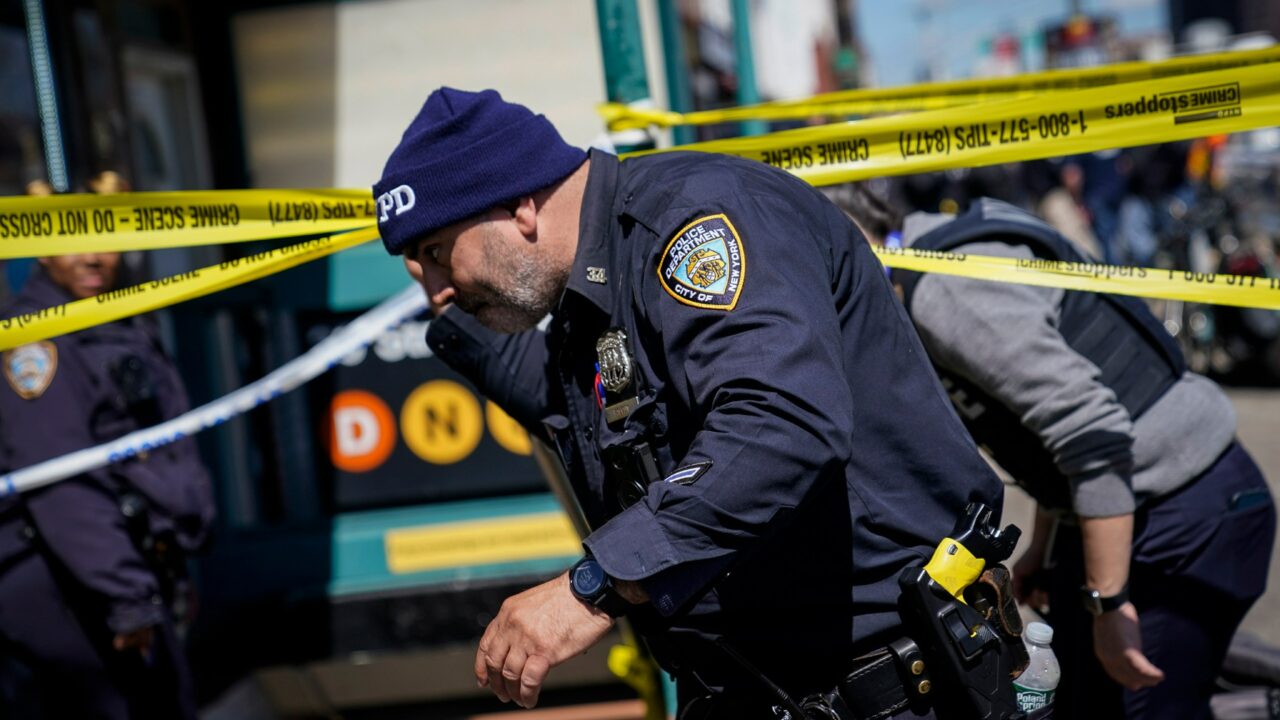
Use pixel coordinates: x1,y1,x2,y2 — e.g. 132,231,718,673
486,400,533,456
400,380,485,465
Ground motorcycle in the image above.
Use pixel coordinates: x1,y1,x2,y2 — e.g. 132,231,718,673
1152,186,1280,384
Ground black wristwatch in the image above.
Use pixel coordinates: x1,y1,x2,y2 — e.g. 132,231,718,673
1081,583,1130,616
569,556,629,618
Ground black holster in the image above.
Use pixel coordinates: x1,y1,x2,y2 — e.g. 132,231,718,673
897,564,1028,720
119,492,189,612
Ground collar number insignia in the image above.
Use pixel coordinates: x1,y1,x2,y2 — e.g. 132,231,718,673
657,213,745,311
587,266,608,284
3,341,57,400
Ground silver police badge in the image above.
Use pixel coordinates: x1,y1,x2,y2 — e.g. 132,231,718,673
596,329,633,395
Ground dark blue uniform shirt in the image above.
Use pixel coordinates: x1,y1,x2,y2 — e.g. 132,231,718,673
427,150,1003,693
0,270,214,635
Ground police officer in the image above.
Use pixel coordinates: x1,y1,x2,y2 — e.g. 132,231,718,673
374,88,1007,719
0,251,214,719
835,188,1276,719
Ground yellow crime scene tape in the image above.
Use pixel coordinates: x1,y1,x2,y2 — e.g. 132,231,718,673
874,245,1280,311
0,188,376,259
2,60,1278,349
0,226,380,351
602,45,1280,129
625,63,1280,187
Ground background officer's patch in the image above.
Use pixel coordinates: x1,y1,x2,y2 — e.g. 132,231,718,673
657,213,745,310
3,341,57,400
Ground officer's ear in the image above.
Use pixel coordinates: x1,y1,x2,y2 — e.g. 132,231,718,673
509,196,538,238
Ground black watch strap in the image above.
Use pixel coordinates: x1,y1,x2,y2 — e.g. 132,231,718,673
593,585,630,618
1081,583,1129,616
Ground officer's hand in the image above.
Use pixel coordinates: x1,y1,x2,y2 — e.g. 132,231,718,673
113,625,156,661
475,572,614,708
1011,549,1049,612
1092,601,1165,691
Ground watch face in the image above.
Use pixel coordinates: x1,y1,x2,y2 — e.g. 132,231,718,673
572,559,607,598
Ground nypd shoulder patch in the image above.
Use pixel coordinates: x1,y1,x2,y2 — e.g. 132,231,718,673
3,341,57,400
657,214,745,311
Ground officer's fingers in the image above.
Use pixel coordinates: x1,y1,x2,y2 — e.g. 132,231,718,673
475,629,509,692
474,636,491,687
500,648,529,706
485,643,514,703
519,655,552,708
1100,648,1160,690
484,647,514,704
1124,648,1166,688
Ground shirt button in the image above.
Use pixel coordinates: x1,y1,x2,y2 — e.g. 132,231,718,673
584,426,593,441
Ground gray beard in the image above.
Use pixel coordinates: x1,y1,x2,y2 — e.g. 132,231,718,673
456,231,566,333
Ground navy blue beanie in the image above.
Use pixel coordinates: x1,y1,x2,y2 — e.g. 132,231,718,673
373,88,587,255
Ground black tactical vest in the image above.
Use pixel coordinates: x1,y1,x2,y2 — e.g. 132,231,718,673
894,199,1186,509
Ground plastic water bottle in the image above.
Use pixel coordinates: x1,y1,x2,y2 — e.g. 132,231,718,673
1013,621,1061,714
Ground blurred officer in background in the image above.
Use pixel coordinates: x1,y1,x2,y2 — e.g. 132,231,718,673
831,184,1276,720
375,88,1007,719
0,241,214,718
0,182,56,308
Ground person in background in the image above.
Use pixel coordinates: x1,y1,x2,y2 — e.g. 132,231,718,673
87,170,130,195
0,181,57,306
1039,159,1104,260
831,183,1276,720
23,180,53,197
1080,150,1130,264
0,175,214,719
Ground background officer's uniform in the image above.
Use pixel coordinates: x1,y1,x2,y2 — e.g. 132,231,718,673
0,269,214,719
428,149,1005,717
893,198,1276,719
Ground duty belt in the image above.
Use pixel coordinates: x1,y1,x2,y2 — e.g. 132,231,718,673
839,640,933,719
686,635,933,720
799,638,933,720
